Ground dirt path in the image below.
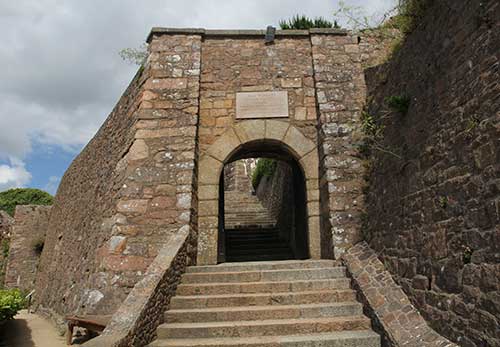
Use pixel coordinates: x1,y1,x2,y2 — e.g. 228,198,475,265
0,310,68,347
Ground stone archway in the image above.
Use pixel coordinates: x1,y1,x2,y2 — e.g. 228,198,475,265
197,120,320,265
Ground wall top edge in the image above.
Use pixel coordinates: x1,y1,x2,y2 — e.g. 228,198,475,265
146,27,348,42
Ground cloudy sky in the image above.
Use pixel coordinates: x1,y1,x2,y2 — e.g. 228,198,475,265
0,0,395,194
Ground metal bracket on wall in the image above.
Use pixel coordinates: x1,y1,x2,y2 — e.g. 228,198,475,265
265,26,276,44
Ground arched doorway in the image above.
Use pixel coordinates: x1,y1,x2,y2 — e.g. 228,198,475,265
218,140,309,263
197,121,321,265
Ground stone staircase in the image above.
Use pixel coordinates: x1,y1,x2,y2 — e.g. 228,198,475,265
224,191,276,229
225,227,294,262
149,260,380,347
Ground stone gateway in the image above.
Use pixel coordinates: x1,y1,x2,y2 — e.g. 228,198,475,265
23,1,500,345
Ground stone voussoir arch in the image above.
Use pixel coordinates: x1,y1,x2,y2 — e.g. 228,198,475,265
197,119,321,265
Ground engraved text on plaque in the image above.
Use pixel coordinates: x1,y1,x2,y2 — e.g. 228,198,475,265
236,91,288,119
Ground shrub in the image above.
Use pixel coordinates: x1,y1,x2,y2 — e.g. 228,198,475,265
251,159,277,189
393,0,433,34
279,15,340,30
0,188,53,216
385,95,411,115
0,289,25,321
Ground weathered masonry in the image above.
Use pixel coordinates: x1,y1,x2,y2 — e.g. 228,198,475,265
32,1,499,343
35,28,376,321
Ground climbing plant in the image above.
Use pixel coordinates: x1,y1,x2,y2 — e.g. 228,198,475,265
251,159,277,189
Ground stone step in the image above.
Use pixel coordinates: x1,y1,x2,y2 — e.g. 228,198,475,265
226,235,280,241
170,290,356,309
157,316,371,339
185,260,337,273
165,302,363,323
226,254,294,262
226,224,277,229
226,247,292,256
227,239,283,247
149,330,380,347
181,267,346,284
227,230,280,236
175,278,351,296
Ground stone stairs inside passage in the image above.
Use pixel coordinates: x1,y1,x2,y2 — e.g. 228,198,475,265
149,260,381,347
224,190,276,229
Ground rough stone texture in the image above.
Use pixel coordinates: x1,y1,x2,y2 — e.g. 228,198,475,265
224,160,253,193
342,242,458,347
0,210,14,286
311,33,368,259
34,33,201,325
199,36,318,151
82,226,193,347
256,161,294,242
363,1,500,346
4,205,51,292
28,28,395,338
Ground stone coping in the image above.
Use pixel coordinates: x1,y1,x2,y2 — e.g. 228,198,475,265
342,242,458,347
147,27,348,42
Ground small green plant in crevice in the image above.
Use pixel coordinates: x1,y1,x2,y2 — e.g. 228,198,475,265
463,246,473,264
360,111,402,160
0,289,26,321
31,238,45,255
385,95,411,115
465,116,480,136
251,158,277,189
1,239,8,259
438,196,448,209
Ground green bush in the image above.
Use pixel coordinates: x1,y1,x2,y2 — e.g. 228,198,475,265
0,289,25,321
391,0,433,34
279,15,340,30
385,95,411,115
251,159,277,189
0,188,54,216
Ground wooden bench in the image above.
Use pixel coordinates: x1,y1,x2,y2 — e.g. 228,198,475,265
65,315,112,345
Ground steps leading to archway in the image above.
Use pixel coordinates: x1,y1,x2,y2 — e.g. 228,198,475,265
224,191,276,229
148,260,380,347
225,227,294,262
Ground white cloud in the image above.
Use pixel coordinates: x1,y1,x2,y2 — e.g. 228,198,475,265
0,158,32,191
0,0,398,166
43,176,61,195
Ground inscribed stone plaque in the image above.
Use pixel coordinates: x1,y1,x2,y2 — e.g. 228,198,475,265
236,91,288,119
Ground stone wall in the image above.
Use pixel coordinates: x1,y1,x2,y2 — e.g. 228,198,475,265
343,242,458,347
224,160,252,192
310,31,369,259
256,161,294,240
35,32,201,323
0,210,13,287
82,226,193,347
4,205,51,291
363,0,499,346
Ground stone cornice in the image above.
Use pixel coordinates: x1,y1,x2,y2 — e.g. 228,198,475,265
146,27,348,42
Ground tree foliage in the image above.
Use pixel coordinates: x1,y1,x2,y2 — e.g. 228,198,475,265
119,43,148,66
279,15,340,30
0,289,25,321
0,188,54,216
